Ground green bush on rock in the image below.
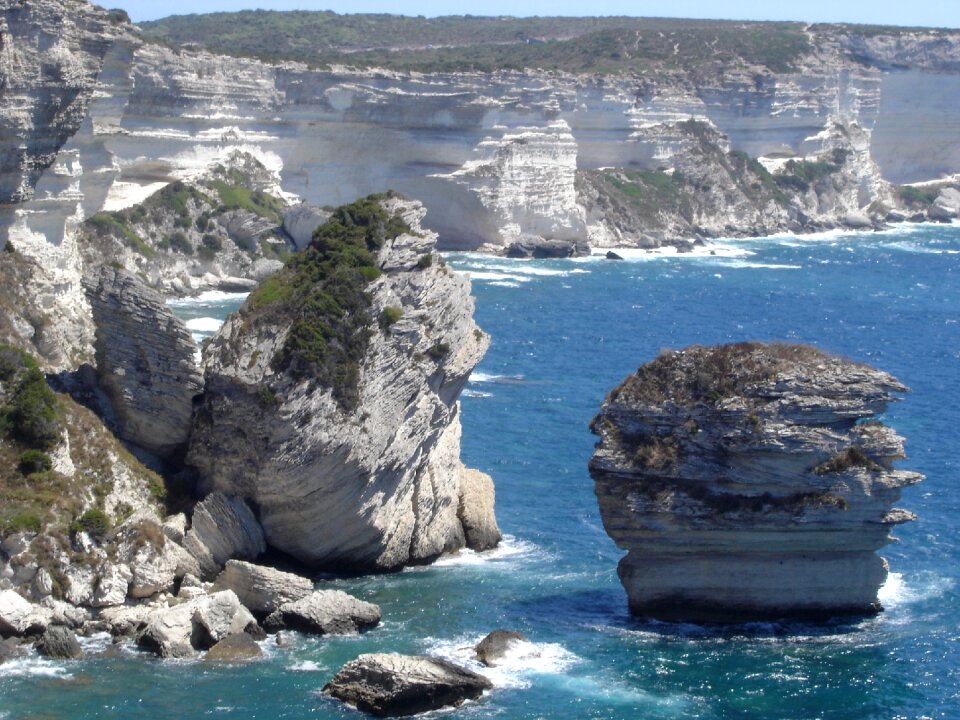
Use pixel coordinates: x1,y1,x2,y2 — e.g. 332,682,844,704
244,194,411,410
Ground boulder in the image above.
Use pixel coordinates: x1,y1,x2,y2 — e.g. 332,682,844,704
589,342,923,622
323,653,492,717
265,590,380,635
605,250,624,260
213,560,313,615
182,492,266,579
474,630,529,667
98,605,154,638
37,625,83,659
137,590,257,658
204,632,262,662
0,589,48,637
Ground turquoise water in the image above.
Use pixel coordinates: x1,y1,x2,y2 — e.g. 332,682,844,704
2,226,958,719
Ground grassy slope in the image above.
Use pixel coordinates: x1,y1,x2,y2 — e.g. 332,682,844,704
140,12,813,74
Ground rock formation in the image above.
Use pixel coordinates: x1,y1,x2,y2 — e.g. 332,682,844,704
323,653,493,717
264,590,382,635
5,3,960,261
188,195,500,571
213,560,314,616
83,266,203,457
589,342,922,622
474,629,529,667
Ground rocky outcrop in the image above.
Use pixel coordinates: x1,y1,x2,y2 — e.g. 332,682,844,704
265,590,381,636
0,589,46,636
188,197,499,571
323,653,493,717
475,629,528,667
36,625,82,659
83,266,203,457
589,342,922,622
213,560,313,616
437,121,589,256
182,492,266,579
136,589,257,659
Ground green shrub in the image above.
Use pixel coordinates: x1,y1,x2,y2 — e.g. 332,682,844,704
5,512,42,534
899,185,939,207
814,446,881,475
164,231,193,254
7,368,61,449
19,449,52,475
379,306,403,329
416,253,433,270
71,508,111,540
246,194,411,410
426,342,450,360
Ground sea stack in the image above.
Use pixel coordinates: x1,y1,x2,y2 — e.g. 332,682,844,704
589,342,922,622
188,194,500,572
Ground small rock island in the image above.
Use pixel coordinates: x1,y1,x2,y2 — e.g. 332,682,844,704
589,342,922,622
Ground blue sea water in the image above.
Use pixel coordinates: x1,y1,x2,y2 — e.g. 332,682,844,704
2,225,959,719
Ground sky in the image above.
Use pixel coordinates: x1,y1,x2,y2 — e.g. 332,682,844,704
115,0,960,29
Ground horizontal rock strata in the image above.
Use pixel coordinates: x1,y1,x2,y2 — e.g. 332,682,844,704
589,342,922,622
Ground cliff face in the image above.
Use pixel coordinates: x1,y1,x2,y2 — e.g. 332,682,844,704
0,0,131,205
83,266,203,458
589,343,922,622
188,196,500,571
3,2,960,261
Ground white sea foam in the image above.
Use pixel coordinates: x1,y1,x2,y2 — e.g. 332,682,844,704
185,317,223,333
425,634,580,690
488,281,523,288
167,290,250,307
469,371,524,384
462,389,493,398
716,260,803,270
0,656,69,679
878,572,953,610
428,535,543,569
288,660,325,673
77,632,112,654
464,271,532,283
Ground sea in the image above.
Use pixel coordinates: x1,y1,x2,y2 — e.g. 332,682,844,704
2,224,958,719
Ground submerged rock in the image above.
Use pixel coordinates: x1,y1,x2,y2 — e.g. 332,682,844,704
474,629,529,667
264,590,381,636
204,632,262,662
589,342,922,622
323,653,492,717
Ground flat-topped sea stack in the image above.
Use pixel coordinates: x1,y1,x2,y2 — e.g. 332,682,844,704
188,193,500,572
589,342,922,622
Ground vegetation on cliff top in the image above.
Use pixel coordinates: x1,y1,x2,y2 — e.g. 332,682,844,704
141,12,812,74
610,342,833,406
81,158,290,271
244,193,411,410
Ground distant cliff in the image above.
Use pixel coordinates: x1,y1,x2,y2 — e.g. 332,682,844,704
3,2,960,262
589,342,922,622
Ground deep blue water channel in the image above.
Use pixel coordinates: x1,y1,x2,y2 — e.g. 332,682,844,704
2,225,958,719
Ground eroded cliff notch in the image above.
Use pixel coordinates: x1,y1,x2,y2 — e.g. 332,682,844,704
589,342,922,622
